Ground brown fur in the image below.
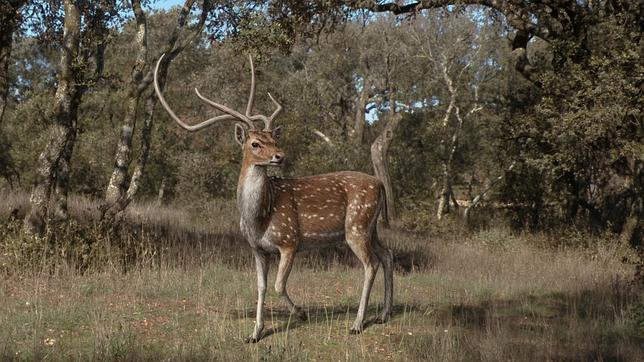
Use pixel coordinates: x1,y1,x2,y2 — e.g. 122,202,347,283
237,130,394,342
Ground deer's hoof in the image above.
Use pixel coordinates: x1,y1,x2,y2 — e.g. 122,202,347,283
244,335,261,343
374,314,391,324
296,310,308,321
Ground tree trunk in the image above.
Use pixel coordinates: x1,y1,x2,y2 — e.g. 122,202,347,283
51,121,78,222
436,61,458,221
0,14,17,188
123,90,156,204
104,0,149,207
23,0,81,235
348,77,370,145
0,1,26,125
435,56,483,220
0,14,14,126
620,207,641,245
156,176,167,205
370,93,401,222
437,126,461,220
450,187,459,210
436,164,452,220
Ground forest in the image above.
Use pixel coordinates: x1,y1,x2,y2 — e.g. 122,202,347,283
0,0,642,360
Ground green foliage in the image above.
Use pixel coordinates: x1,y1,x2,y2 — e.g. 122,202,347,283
0,131,19,187
0,3,640,240
390,112,441,203
629,297,644,339
495,14,642,235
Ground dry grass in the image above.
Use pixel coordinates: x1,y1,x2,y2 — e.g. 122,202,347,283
0,192,642,361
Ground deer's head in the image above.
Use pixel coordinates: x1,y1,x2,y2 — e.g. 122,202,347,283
154,54,284,167
237,127,284,166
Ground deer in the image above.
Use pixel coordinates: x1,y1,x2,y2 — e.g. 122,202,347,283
154,54,394,343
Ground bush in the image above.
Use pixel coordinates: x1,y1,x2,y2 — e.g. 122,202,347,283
0,218,157,275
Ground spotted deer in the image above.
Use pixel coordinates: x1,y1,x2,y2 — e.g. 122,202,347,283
154,55,394,342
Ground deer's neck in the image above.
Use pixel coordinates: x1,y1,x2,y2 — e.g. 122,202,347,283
237,163,273,227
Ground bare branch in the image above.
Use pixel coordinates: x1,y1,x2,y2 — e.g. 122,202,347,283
464,162,516,221
313,129,334,146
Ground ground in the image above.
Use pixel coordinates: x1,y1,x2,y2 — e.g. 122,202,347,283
0,196,642,361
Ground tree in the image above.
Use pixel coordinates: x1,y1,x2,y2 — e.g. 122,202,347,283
101,0,211,224
0,1,28,188
367,21,411,222
0,0,27,126
23,0,114,235
409,12,495,220
353,1,642,237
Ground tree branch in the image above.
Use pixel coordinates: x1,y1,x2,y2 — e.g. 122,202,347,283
464,162,516,221
313,129,334,146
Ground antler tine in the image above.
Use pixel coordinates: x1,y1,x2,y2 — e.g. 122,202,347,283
244,56,283,131
194,88,255,129
154,54,242,132
265,92,283,130
245,54,255,118
246,93,283,131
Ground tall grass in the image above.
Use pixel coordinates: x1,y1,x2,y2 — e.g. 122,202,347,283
0,191,642,360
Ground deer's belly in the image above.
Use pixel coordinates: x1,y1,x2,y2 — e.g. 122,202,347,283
299,230,345,248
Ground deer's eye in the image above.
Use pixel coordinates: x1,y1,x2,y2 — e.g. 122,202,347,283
251,142,260,148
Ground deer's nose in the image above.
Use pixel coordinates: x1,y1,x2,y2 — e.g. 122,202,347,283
271,153,285,164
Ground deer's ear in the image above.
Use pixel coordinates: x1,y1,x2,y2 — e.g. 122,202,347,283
272,126,283,140
234,123,246,146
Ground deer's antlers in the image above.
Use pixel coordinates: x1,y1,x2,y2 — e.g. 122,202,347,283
154,54,282,132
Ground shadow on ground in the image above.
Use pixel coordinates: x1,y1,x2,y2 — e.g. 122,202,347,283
233,302,423,341
412,284,642,361
231,282,642,360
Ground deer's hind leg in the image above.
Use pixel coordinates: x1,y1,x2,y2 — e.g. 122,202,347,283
275,247,307,320
373,233,393,323
345,229,379,334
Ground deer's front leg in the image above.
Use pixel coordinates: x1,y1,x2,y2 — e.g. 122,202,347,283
276,248,306,321
246,251,269,343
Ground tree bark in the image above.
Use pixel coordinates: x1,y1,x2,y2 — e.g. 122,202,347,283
436,108,463,220
436,166,452,220
23,0,81,235
51,114,78,222
370,92,401,222
123,89,156,204
104,0,149,207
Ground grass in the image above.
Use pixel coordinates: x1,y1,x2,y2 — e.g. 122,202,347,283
0,191,642,361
